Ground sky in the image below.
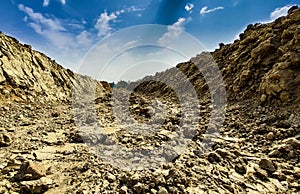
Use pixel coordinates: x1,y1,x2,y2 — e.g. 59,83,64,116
0,0,299,81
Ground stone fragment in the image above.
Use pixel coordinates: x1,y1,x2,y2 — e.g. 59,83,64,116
51,112,60,117
0,132,12,147
158,186,168,194
235,164,247,175
265,132,274,140
293,167,300,179
20,177,52,194
268,149,281,158
106,173,116,183
208,152,222,163
272,171,287,181
259,158,276,173
133,182,144,193
14,161,46,181
254,166,269,180
260,94,267,102
120,185,128,194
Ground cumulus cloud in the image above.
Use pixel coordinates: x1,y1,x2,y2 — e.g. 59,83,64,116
200,6,224,15
94,7,143,38
158,17,186,45
18,4,144,70
270,5,296,20
185,3,194,12
94,10,118,38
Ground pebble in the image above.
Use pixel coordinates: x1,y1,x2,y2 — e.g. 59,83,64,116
235,164,247,174
106,173,116,183
266,132,274,140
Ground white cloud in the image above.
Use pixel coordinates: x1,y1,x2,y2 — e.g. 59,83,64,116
200,6,224,15
18,4,92,69
158,17,186,45
270,5,295,20
94,7,143,38
43,0,49,7
115,9,125,15
233,1,239,7
43,0,66,6
60,0,66,5
28,22,42,34
94,10,118,38
76,30,92,46
18,4,145,71
23,16,28,22
127,6,144,12
185,3,194,12
18,4,66,32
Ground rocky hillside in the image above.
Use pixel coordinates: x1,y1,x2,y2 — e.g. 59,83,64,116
214,6,300,105
0,33,109,103
132,6,300,107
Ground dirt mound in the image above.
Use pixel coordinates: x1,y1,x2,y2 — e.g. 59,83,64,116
131,7,300,108
0,33,109,103
214,7,300,105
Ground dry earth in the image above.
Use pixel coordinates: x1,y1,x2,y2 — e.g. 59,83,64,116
0,6,300,194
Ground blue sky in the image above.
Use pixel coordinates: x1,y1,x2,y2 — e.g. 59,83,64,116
0,0,299,81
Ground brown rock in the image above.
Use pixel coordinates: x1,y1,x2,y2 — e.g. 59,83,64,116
254,166,269,180
235,164,247,175
268,149,281,158
133,182,144,194
51,112,60,117
279,91,290,102
288,182,300,189
287,138,300,148
260,94,267,102
288,5,299,14
272,171,287,181
106,173,116,183
158,186,168,194
259,158,276,173
265,132,274,140
20,177,52,194
293,168,300,179
14,161,46,181
208,152,222,163
0,133,12,147
120,185,128,194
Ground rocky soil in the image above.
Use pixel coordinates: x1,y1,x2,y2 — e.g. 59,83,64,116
0,6,300,194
